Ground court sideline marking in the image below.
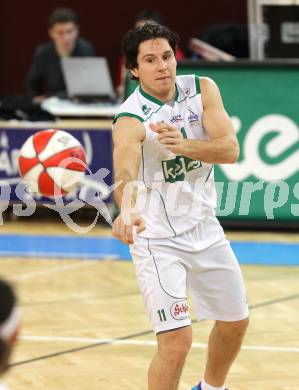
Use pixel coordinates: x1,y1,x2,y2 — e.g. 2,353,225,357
17,276,299,307
12,261,98,281
10,292,299,368
20,290,139,307
19,336,299,353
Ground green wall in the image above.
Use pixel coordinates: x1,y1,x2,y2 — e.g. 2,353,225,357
125,62,299,222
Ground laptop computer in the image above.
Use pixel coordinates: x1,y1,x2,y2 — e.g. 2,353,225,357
61,57,116,103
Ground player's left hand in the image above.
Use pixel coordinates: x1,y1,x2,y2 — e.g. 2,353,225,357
150,122,185,154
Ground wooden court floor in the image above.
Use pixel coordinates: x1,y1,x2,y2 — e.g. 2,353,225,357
0,222,298,390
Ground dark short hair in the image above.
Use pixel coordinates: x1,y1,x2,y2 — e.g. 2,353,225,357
48,7,78,28
135,9,164,25
123,22,179,80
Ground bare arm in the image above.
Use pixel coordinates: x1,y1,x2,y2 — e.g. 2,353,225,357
112,117,146,243
151,77,239,164
113,117,145,206
185,77,239,163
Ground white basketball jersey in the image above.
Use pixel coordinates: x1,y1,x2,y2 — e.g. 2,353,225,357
113,75,219,239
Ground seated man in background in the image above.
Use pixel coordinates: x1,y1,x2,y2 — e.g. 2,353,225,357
0,279,20,389
26,7,95,102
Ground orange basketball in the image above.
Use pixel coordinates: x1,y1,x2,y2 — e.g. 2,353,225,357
18,129,86,197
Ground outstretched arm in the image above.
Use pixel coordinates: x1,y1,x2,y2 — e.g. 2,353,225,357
112,117,146,243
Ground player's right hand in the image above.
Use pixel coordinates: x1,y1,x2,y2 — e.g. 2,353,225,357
112,212,146,244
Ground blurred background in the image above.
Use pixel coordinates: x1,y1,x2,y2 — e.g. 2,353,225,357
0,0,297,227
0,1,298,389
0,0,246,94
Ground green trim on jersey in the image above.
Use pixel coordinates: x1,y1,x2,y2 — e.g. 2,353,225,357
176,76,200,103
113,112,145,124
141,145,145,185
141,145,177,237
175,84,183,102
139,86,164,106
156,191,177,237
181,127,187,139
176,92,198,104
139,84,179,107
195,76,201,94
147,105,164,121
174,84,179,101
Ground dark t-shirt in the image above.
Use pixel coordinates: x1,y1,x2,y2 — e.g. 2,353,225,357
26,37,95,97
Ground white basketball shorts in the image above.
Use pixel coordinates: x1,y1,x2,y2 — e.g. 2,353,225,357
130,217,249,334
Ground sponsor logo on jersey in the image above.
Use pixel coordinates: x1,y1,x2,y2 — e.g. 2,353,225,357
188,109,199,124
162,156,202,183
141,104,151,115
170,114,183,123
170,300,189,320
184,88,190,96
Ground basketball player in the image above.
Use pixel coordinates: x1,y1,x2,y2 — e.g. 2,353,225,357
0,280,20,389
112,22,249,390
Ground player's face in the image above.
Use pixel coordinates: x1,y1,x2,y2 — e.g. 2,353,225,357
49,22,78,54
132,38,177,99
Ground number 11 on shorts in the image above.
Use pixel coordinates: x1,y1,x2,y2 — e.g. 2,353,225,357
157,309,167,322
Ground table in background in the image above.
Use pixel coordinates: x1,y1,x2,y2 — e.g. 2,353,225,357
41,97,119,118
